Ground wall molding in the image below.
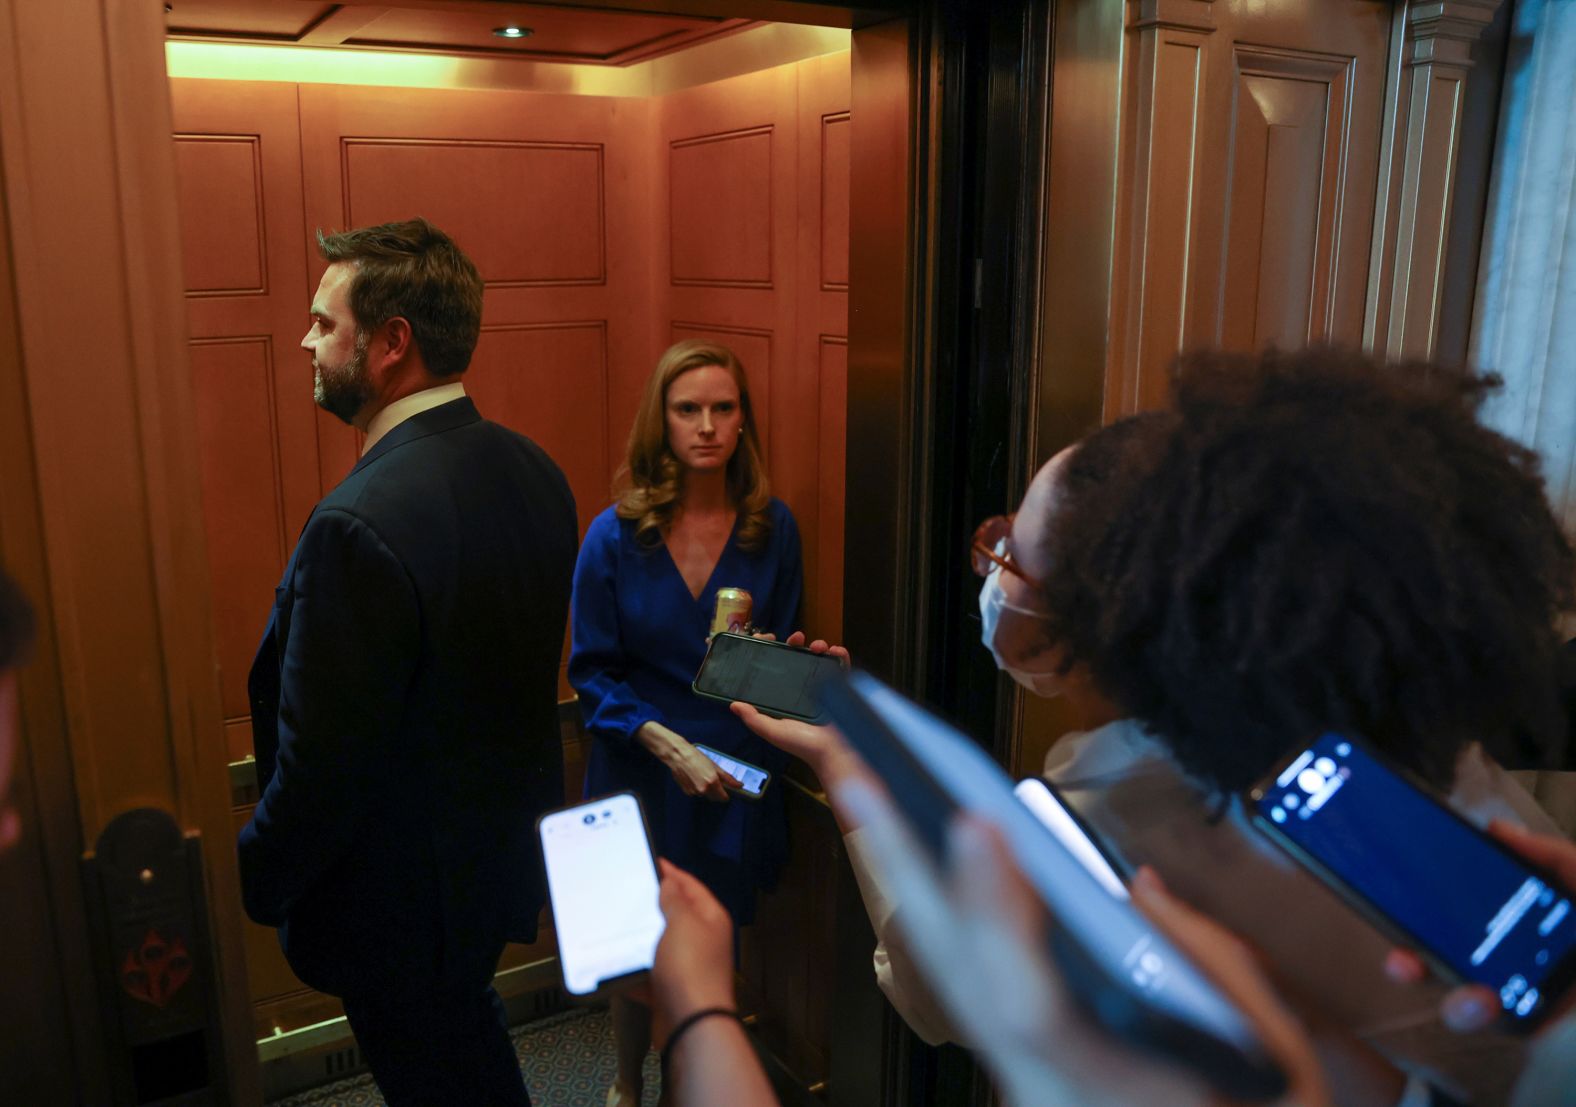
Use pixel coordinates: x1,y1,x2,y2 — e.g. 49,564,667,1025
1407,0,1501,65
1365,0,1506,359
1127,0,1215,35
338,137,608,288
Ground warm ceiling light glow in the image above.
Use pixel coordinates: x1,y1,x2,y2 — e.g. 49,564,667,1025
163,41,636,96
493,26,533,40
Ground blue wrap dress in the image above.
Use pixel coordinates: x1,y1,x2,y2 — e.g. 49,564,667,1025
568,497,804,923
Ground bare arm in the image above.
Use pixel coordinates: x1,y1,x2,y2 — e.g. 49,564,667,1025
636,720,740,802
649,860,778,1107
665,1015,777,1107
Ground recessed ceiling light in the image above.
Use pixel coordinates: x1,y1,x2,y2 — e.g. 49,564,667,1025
492,26,533,40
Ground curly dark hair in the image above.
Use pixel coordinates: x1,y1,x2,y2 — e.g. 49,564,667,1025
1037,347,1575,793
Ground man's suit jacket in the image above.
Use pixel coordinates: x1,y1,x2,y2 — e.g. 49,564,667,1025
238,396,578,997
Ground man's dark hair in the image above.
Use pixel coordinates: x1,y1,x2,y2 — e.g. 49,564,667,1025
0,568,35,671
1038,347,1575,793
316,218,483,378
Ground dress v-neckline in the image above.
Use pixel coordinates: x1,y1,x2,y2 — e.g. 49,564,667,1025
660,517,738,604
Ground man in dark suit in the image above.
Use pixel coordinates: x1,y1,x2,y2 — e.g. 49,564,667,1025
238,219,577,1106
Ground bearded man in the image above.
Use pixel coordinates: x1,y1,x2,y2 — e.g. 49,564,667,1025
238,219,577,1106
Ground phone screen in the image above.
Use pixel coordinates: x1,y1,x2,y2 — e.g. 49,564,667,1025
539,793,665,997
696,744,769,796
1252,734,1576,1025
693,633,842,720
1015,778,1128,900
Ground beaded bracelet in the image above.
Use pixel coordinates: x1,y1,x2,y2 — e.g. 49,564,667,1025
659,1006,746,1078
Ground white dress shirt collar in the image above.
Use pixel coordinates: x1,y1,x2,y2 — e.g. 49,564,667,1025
361,381,467,456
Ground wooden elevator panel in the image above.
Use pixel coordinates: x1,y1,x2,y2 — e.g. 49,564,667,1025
1108,0,1392,416
168,55,852,1088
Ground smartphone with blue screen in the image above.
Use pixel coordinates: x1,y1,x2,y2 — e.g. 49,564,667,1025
1249,734,1576,1031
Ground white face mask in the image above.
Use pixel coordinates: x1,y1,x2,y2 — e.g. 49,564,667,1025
978,551,1063,698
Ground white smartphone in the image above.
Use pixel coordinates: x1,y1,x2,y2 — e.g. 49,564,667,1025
694,743,771,799
538,792,665,998
1014,777,1128,899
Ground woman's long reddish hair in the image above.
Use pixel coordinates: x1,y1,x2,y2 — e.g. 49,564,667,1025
615,339,772,551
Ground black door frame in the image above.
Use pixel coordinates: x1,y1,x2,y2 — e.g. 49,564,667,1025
845,1,1054,1103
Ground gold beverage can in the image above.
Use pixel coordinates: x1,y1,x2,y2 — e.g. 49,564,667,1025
710,587,754,637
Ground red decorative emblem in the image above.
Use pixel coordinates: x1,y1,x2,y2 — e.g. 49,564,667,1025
120,928,193,1008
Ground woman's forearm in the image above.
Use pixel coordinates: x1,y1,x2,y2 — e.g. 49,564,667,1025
636,720,691,764
666,1017,778,1107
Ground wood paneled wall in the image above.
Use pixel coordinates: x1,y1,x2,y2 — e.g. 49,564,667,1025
1099,0,1504,420
1,0,259,1098
1022,0,1507,781
169,51,849,1040
654,51,851,643
1107,0,1395,416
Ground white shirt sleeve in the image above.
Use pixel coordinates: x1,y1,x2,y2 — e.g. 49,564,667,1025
844,826,959,1046
1451,743,1564,834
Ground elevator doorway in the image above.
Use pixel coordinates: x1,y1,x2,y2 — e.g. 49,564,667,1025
161,3,910,1102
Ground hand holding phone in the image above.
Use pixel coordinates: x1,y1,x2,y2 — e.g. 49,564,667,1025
539,793,665,998
1250,734,1576,1031
694,743,771,799
693,632,845,723
1384,820,1576,1034
648,859,738,1036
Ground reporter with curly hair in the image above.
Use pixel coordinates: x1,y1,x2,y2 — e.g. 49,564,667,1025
1013,351,1573,1102
747,348,1572,1104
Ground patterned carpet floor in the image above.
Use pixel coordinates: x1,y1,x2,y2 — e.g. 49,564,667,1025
268,1007,663,1107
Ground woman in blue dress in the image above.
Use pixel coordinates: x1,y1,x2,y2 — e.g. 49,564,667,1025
569,338,803,1106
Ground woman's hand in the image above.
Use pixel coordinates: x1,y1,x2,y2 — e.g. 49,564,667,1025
749,629,851,668
649,859,737,1038
731,705,865,800
636,721,740,802
1384,819,1576,1033
647,861,779,1106
781,630,851,664
731,630,859,795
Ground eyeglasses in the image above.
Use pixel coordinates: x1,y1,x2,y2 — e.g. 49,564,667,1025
970,514,1041,588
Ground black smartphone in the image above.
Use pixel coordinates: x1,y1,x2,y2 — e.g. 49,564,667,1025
819,670,1287,1102
692,631,844,723
538,792,665,999
1249,733,1576,1031
694,743,771,799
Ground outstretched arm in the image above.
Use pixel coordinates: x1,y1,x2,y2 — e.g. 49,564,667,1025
650,860,779,1107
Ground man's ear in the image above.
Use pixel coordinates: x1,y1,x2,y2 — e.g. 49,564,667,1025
379,316,414,366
